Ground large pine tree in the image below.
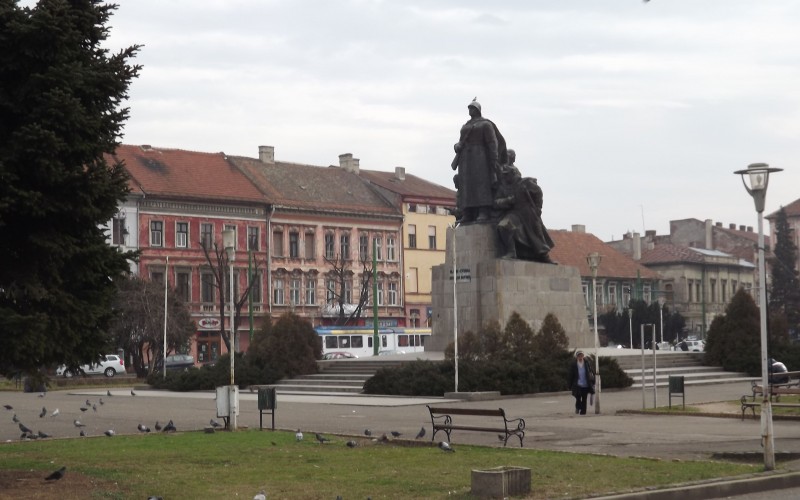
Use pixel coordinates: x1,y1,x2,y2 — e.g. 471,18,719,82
769,207,800,339
0,1,140,377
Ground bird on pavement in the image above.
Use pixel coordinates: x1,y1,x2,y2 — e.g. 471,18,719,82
107,390,113,397
253,490,267,500
295,429,303,441
38,392,46,398
37,430,51,439
378,433,389,443
154,421,162,431
99,398,105,405
80,407,88,412
3,405,12,410
131,389,137,396
44,466,66,481
51,408,59,418
364,428,372,437
346,440,358,448
85,399,91,406
39,407,46,418
390,431,402,438
162,420,176,432
147,497,164,500
104,429,116,437
79,430,86,437
137,423,151,433
12,414,19,423
210,418,222,428
18,422,33,434
439,441,455,452
92,404,97,412
315,433,330,444
415,427,426,439
73,419,86,428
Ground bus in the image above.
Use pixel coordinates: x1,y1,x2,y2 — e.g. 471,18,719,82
315,326,431,358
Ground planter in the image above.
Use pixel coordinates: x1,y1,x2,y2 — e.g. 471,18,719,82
471,466,531,498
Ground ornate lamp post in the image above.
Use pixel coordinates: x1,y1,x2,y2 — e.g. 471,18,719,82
734,162,782,470
628,307,634,350
222,228,237,430
586,252,602,414
658,295,666,345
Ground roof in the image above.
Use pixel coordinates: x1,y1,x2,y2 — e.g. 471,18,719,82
228,156,400,216
767,197,800,219
549,230,659,279
358,169,456,204
110,145,264,203
639,244,754,268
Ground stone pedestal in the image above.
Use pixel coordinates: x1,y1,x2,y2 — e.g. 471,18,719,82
471,466,531,498
427,224,592,351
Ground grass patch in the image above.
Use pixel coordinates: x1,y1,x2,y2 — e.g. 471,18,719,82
640,406,702,414
0,430,760,499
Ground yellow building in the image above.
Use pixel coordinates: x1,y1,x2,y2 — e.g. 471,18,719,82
359,167,456,327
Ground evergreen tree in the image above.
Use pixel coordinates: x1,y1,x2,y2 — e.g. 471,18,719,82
533,313,569,356
0,1,141,377
704,288,761,374
769,207,800,339
502,312,536,363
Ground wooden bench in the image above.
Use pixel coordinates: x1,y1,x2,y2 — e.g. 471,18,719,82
426,405,525,447
751,381,800,402
740,395,800,420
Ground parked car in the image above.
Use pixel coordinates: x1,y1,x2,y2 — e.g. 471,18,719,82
322,352,358,360
377,349,406,356
165,354,195,370
56,354,126,378
678,340,705,352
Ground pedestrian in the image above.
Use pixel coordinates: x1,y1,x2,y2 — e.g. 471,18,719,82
568,350,595,415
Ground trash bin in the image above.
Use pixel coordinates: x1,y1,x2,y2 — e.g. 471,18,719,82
669,376,685,409
258,387,277,410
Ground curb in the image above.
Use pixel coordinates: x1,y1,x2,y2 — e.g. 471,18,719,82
595,470,800,499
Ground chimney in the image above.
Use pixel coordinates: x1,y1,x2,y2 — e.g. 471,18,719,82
394,166,406,180
258,145,275,164
705,219,713,249
141,144,152,151
339,153,360,174
645,229,656,238
739,225,746,231
729,223,736,230
571,224,585,233
633,232,641,261
747,226,753,232
716,222,722,227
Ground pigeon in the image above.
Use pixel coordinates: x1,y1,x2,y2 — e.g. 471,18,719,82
315,433,330,444
104,429,116,437
364,428,372,437
99,398,105,405
38,392,46,398
253,491,267,500
210,418,222,428
498,434,505,442
390,431,402,438
346,440,358,448
147,497,164,500
86,399,91,406
51,408,59,418
19,422,33,434
438,441,455,452
92,404,97,412
107,390,113,397
80,407,88,412
73,419,86,428
137,423,151,433
131,389,137,396
79,430,86,437
415,427,426,439
162,420,176,432
295,429,303,441
12,414,19,423
154,421,162,431
3,404,12,410
44,466,66,481
39,407,46,418
37,430,51,438
378,433,389,443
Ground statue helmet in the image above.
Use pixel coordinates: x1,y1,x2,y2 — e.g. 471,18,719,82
468,98,481,112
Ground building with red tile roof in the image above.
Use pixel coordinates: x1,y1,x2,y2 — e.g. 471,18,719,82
767,197,800,275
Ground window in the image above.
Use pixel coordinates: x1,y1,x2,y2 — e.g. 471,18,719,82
408,203,417,213
150,271,164,284
325,233,335,260
351,336,363,348
201,273,215,302
410,308,420,328
695,282,701,303
359,234,369,262
290,279,301,305
305,233,315,259
344,279,352,304
150,221,163,247
176,222,188,248
340,234,350,260
200,223,213,249
249,271,261,303
428,225,436,250
386,236,396,261
224,225,237,250
248,227,259,251
687,279,694,303
407,267,418,293
326,279,336,303
721,279,727,303
622,285,631,306
373,236,382,261
642,284,650,304
408,224,416,249
376,280,384,305
272,231,284,257
388,281,398,305
732,280,738,295
710,279,717,303
582,283,590,307
305,278,316,305
176,272,190,302
325,336,338,349
608,284,617,305
289,232,299,258
273,278,285,305
112,216,126,245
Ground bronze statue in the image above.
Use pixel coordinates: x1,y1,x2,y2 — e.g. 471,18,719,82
493,150,555,264
451,99,506,223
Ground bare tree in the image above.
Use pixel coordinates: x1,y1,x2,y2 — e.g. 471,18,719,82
323,253,375,326
200,238,262,352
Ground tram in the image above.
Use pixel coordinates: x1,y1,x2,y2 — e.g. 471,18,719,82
315,326,431,357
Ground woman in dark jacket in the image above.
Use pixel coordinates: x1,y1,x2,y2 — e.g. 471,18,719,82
568,351,595,415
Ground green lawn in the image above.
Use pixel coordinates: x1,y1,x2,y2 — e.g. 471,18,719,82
0,430,760,499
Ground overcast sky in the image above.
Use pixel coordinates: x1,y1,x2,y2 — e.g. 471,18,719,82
71,1,800,240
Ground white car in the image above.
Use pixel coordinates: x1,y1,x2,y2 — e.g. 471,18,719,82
56,354,127,378
681,340,705,352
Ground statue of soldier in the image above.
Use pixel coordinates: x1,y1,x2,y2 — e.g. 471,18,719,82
493,149,555,263
451,99,506,223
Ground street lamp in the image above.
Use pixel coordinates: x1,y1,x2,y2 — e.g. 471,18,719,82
222,228,237,431
586,252,602,414
657,295,666,345
734,162,782,471
628,308,634,350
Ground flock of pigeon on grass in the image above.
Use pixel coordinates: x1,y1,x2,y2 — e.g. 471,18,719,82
5,391,457,498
